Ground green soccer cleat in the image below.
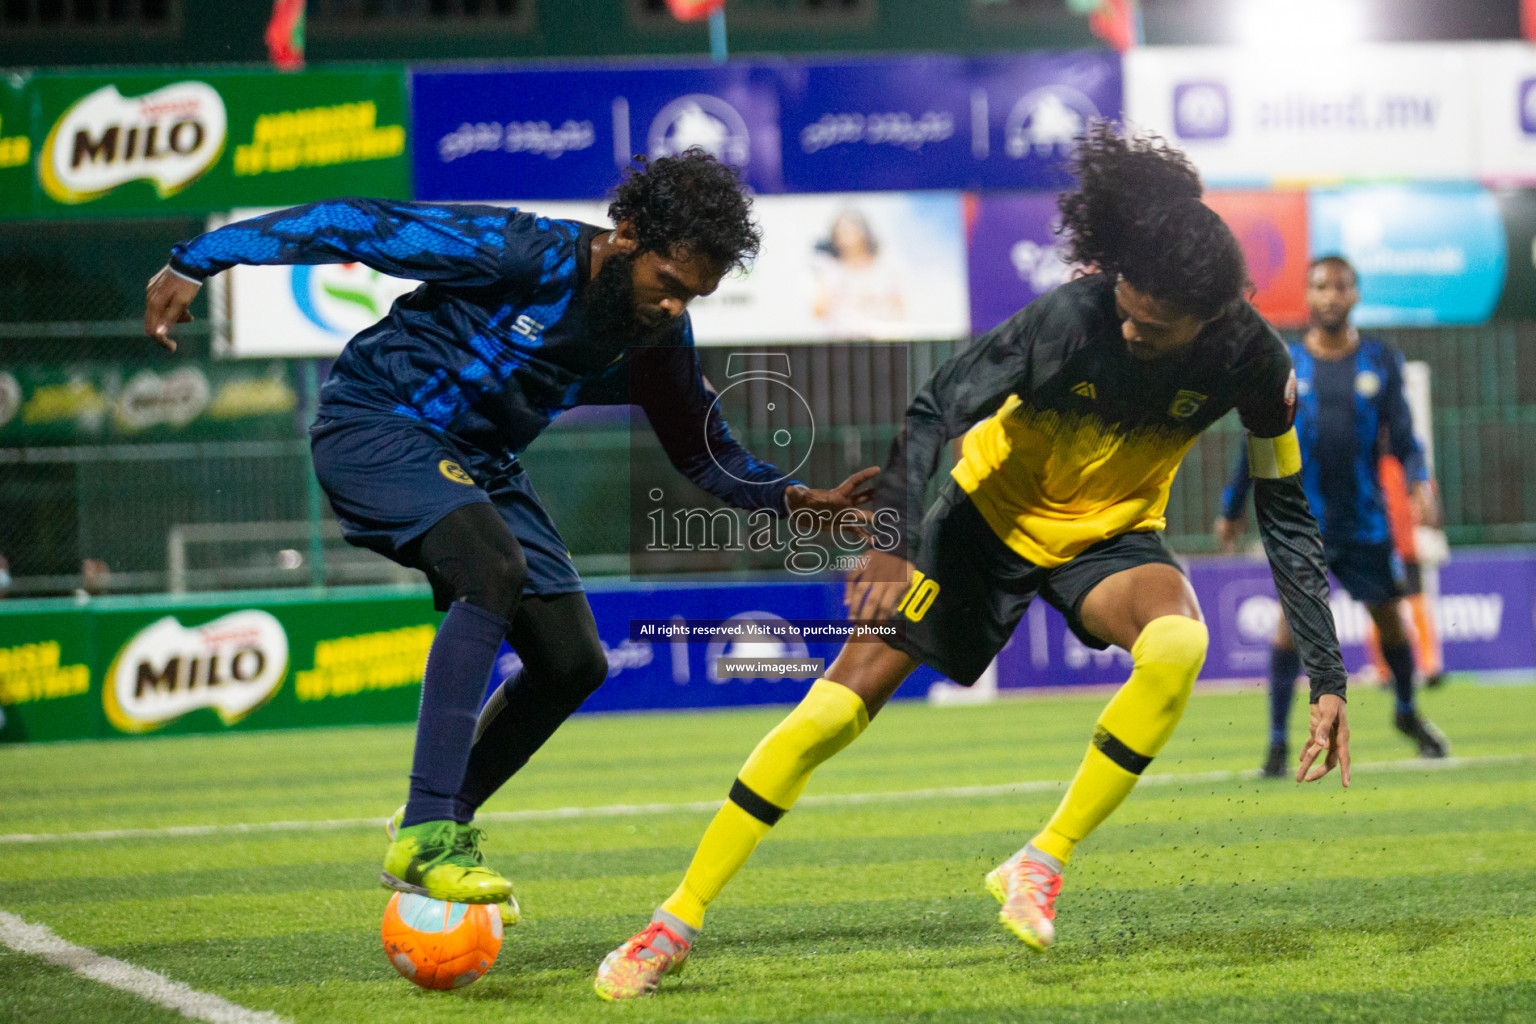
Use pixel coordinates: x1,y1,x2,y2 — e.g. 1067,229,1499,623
381,818,513,905
384,806,520,924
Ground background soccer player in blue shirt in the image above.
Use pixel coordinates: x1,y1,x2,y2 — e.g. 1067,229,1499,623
142,150,876,917
1217,255,1449,776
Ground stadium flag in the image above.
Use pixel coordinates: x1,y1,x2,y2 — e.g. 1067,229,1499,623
1067,0,1140,52
265,0,306,71
1090,0,1140,52
667,0,725,22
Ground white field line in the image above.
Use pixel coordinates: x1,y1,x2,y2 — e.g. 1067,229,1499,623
0,752,1530,848
0,909,289,1024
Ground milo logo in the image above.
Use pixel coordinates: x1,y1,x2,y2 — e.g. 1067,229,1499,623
104,611,288,733
40,81,228,204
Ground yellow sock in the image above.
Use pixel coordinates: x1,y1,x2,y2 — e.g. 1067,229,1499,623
1031,615,1207,866
660,679,869,929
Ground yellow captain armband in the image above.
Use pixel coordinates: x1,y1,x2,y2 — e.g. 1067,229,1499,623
1248,428,1302,479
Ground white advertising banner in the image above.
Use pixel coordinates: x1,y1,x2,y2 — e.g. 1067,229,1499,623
1472,42,1536,182
500,194,971,345
221,192,969,355
1125,45,1478,184
685,191,970,344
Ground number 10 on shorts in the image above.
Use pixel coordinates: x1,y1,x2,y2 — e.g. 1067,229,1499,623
896,571,940,622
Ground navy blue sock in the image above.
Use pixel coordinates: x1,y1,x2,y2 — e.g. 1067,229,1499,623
402,601,509,829
1382,642,1417,715
1268,645,1301,744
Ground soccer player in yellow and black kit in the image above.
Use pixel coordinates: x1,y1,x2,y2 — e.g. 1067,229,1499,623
594,123,1352,999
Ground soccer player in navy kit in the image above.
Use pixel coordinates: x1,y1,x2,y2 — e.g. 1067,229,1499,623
1217,256,1448,776
142,151,876,915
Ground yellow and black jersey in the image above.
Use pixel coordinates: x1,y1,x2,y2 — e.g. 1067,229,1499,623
947,274,1292,566
875,272,1346,699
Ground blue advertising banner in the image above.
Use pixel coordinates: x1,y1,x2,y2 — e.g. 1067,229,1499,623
619,65,783,195
967,192,1076,335
1308,184,1507,326
412,63,782,200
488,582,946,714
995,551,1536,690
777,56,974,193
412,69,619,201
411,53,1121,200
969,51,1121,191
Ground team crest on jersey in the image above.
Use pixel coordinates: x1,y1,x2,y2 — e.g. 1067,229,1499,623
438,460,474,485
1071,381,1097,400
1355,371,1381,398
1168,389,1207,419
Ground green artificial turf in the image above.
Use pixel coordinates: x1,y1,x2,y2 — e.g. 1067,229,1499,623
1,680,1533,1023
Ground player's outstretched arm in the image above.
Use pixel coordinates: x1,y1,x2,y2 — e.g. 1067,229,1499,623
143,265,201,352
1248,429,1351,787
165,198,517,288
629,342,863,515
1214,442,1252,553
785,466,879,524
1301,694,1350,786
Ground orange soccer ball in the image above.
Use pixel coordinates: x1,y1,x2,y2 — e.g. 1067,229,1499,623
381,893,503,990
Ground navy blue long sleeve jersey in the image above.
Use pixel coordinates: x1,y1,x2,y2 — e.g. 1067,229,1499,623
1221,336,1426,543
170,198,796,513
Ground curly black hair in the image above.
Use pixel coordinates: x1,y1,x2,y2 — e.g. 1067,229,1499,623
608,149,762,275
1057,121,1248,320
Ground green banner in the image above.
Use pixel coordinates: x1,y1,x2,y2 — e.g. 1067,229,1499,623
0,360,301,446
0,587,440,743
0,72,33,218
20,67,408,219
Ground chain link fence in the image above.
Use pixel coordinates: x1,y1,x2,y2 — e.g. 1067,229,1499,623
5,216,1536,596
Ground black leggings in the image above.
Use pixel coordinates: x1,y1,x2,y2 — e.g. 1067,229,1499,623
414,504,609,815
454,591,609,816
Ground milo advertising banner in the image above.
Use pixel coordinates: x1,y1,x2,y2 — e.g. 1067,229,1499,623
0,73,32,218
0,361,300,445
17,67,408,219
0,588,441,743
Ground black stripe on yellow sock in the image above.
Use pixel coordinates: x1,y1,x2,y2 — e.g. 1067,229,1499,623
728,778,786,826
1093,727,1153,775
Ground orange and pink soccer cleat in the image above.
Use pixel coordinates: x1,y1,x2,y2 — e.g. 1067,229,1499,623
593,919,692,1000
984,854,1062,951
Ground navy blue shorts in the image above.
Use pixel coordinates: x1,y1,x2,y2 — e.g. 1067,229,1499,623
310,412,581,596
1325,539,1403,607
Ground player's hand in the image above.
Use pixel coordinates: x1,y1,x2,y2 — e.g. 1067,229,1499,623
785,466,879,530
143,264,201,352
1213,516,1244,554
844,548,915,624
1297,693,1350,787
1410,481,1442,529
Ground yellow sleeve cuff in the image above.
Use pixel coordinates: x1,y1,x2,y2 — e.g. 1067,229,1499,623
1248,428,1302,479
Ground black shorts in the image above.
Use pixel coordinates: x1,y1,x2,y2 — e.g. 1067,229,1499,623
885,482,1184,686
310,411,582,596
1325,539,1404,607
